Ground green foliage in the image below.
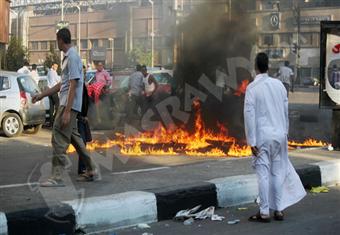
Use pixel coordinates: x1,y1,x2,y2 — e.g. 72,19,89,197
5,36,29,71
128,46,152,66
44,44,61,74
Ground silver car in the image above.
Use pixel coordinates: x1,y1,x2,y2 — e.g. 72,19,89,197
0,71,45,137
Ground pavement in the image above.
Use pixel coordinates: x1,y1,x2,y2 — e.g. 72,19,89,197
114,186,340,235
0,86,339,234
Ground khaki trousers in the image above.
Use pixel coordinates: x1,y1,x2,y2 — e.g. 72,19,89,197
51,106,94,180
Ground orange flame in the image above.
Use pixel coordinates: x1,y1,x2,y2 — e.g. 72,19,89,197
288,139,328,148
66,101,327,157
234,80,249,96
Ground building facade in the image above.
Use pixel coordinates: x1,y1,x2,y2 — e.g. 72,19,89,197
253,0,340,82
10,0,254,68
10,0,180,68
0,0,10,59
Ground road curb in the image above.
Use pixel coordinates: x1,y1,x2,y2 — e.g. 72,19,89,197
0,159,338,234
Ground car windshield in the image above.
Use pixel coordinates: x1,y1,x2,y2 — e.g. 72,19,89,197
86,71,96,82
17,75,40,94
37,67,46,76
153,73,172,84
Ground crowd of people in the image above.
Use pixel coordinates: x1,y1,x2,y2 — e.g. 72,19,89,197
23,27,306,221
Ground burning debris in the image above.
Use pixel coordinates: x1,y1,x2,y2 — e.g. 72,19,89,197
67,99,328,157
68,100,252,157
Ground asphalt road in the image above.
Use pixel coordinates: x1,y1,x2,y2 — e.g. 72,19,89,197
113,186,340,235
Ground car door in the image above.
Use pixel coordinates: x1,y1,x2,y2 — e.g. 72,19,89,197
0,76,18,121
16,75,45,121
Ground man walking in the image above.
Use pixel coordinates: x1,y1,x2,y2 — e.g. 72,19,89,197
33,28,96,186
244,53,306,222
30,64,39,84
17,60,30,74
46,62,60,125
277,61,294,96
127,64,144,121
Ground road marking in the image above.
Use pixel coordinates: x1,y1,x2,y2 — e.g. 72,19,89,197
0,182,39,189
111,166,170,175
0,212,7,235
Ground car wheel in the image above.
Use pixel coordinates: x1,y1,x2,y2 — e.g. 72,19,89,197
24,124,43,134
2,113,23,137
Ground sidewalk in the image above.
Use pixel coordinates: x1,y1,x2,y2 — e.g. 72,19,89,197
0,148,339,235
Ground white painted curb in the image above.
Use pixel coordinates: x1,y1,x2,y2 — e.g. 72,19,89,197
208,174,258,208
312,160,340,186
64,191,157,231
0,212,7,235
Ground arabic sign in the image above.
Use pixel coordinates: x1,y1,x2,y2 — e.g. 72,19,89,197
90,48,107,62
320,21,340,109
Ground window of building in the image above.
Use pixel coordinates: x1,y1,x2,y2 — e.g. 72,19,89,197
300,33,313,46
30,42,39,50
81,40,88,49
280,33,293,46
101,39,109,49
90,39,98,49
72,40,77,46
262,34,274,46
41,41,48,50
50,41,56,50
114,38,124,49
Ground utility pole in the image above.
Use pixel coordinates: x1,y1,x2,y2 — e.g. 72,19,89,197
76,5,81,55
149,0,154,67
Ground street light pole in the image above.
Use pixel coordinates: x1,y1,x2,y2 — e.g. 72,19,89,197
148,0,154,68
109,38,114,68
61,0,64,21
229,0,231,21
76,5,81,55
10,10,19,38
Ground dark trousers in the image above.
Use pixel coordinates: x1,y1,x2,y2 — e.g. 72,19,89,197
128,95,143,120
49,93,59,124
283,82,290,98
77,119,88,174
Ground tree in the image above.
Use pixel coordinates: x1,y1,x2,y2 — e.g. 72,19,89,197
44,44,61,74
128,46,152,66
5,36,29,71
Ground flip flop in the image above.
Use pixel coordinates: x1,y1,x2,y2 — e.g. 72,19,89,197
76,173,95,182
40,178,65,187
274,211,284,221
248,212,271,223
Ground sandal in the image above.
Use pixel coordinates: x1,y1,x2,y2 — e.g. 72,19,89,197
248,212,271,223
40,178,65,187
76,173,95,182
274,211,284,221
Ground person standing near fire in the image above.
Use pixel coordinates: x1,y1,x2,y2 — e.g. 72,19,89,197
46,62,60,126
277,61,294,97
244,52,306,222
32,28,96,186
141,65,158,114
127,64,144,121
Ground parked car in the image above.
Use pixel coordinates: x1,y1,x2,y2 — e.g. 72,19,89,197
36,71,51,121
0,71,46,137
151,69,174,95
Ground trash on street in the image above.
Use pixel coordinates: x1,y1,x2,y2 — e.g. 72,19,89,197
137,223,151,229
237,207,248,211
310,186,329,193
194,206,215,220
183,217,194,226
211,214,225,221
227,219,240,225
173,205,202,220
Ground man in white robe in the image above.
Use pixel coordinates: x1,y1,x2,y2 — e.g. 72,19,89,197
244,52,306,222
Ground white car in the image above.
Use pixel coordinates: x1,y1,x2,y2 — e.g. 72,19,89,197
0,71,46,137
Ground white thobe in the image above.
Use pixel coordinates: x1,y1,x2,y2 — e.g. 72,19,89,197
244,73,306,215
17,66,30,75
